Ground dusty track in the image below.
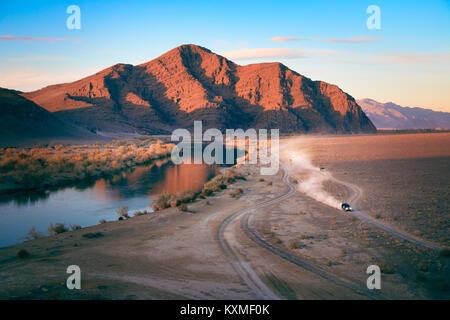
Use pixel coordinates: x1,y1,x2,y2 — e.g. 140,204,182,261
324,172,442,251
218,166,387,300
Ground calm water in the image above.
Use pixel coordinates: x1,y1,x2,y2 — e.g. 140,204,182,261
0,158,222,247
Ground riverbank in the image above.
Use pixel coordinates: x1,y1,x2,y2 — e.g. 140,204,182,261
0,140,175,194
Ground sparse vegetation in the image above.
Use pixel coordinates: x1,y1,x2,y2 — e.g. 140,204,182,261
178,203,188,212
133,210,151,217
379,261,395,274
99,219,107,224
70,224,82,231
229,187,243,198
151,190,196,211
288,240,302,249
201,170,245,196
24,227,44,241
47,223,68,235
439,248,450,258
151,168,246,211
82,232,104,239
0,141,175,192
116,206,129,219
17,249,29,259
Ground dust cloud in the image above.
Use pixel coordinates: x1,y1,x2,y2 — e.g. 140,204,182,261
281,139,341,209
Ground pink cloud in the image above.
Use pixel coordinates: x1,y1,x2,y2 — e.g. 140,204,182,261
220,48,346,61
271,37,303,42
270,36,380,43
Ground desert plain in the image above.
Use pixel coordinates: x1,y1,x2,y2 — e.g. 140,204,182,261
0,132,448,299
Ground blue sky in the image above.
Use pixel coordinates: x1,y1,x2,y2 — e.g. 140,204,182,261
0,0,449,111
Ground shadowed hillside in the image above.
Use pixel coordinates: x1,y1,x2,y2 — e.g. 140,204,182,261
0,88,100,146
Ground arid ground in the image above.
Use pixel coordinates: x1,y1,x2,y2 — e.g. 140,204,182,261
0,133,448,299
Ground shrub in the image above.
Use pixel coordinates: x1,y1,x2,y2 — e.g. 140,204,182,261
175,190,196,203
178,203,188,212
151,193,173,211
288,240,301,250
134,210,150,217
24,227,44,241
48,223,68,236
99,219,107,224
17,249,29,259
439,248,450,258
82,232,104,239
70,224,82,231
116,206,129,219
379,261,395,274
229,188,243,198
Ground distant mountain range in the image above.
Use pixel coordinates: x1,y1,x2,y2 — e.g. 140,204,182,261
357,99,450,130
14,44,375,137
0,88,98,146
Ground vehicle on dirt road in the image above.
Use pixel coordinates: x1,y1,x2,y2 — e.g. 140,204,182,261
341,203,352,212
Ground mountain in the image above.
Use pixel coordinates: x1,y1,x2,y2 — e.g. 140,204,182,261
357,98,450,130
22,44,376,134
0,88,99,146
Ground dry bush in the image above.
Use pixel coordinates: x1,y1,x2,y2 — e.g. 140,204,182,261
178,203,188,212
17,249,29,259
133,210,150,217
24,227,44,241
288,240,301,250
152,192,174,211
48,223,68,236
0,142,175,192
116,206,129,219
229,188,244,198
439,248,450,258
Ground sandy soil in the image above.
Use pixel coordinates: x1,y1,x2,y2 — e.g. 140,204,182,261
0,133,448,299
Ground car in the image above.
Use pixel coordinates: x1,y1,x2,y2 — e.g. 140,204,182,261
341,203,352,212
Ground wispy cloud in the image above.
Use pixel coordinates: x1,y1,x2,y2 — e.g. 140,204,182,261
0,35,80,42
270,36,380,43
374,52,450,64
9,56,72,62
271,37,303,42
311,36,380,43
220,48,346,61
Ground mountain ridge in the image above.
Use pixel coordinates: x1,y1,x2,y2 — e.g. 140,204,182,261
357,98,450,130
21,44,376,134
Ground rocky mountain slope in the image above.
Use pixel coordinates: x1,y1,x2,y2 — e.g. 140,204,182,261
358,98,450,130
22,44,376,134
0,88,98,146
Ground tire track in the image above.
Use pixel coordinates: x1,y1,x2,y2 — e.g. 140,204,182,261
218,166,386,300
324,172,442,251
217,168,295,300
241,168,387,300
